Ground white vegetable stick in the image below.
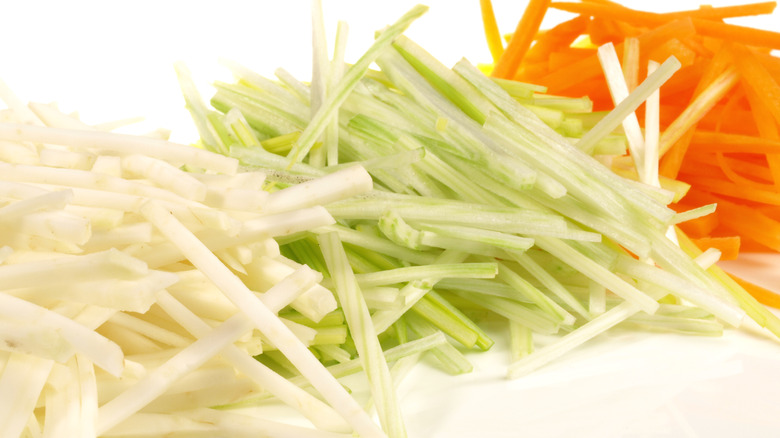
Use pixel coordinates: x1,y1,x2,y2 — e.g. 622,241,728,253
28,101,95,131
99,412,218,437
39,148,95,169
42,362,82,438
0,249,148,290
134,206,333,269
215,248,247,274
25,413,43,438
223,244,253,266
645,60,680,246
122,154,208,201
0,319,73,362
161,367,240,396
65,205,125,230
263,165,373,214
76,355,98,438
70,302,122,331
14,210,92,245
238,206,336,239
63,187,145,212
0,354,53,438
245,255,338,322
83,222,153,251
58,186,237,236
182,408,356,438
99,323,163,357
177,205,242,236
0,245,12,264
643,59,662,187
158,271,347,432
140,200,385,438
588,281,607,316
694,247,722,270
0,139,38,164
139,128,172,140
91,116,146,132
0,180,49,200
0,162,195,205
142,376,259,413
95,313,255,434
5,234,83,255
249,238,281,259
0,122,238,174
0,189,73,222
0,294,124,376
204,185,268,212
108,312,192,348
167,275,238,322
261,265,322,312
597,42,647,181
192,171,266,190
0,137,39,165
90,155,122,177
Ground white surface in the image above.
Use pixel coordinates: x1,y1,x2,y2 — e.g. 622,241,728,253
2,1,780,437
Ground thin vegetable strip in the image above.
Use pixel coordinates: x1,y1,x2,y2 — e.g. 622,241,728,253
482,0,780,308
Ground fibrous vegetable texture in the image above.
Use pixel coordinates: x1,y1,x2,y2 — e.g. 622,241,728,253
481,0,780,307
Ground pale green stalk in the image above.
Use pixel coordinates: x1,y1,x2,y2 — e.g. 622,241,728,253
287,5,428,163
405,313,473,375
352,262,497,288
318,231,406,438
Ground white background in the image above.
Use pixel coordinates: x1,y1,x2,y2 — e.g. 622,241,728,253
2,1,780,437
1,0,776,142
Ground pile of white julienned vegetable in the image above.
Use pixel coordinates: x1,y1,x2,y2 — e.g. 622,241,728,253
1,2,779,438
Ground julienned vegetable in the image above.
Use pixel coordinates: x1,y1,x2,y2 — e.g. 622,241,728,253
0,2,778,438
181,0,777,429
480,0,780,308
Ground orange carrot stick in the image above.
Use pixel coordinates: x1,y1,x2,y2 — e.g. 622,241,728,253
683,175,780,205
492,0,551,79
525,15,591,62
664,2,776,20
728,274,780,309
551,1,780,49
731,44,780,128
622,37,640,91
659,68,740,177
537,18,695,96
691,236,741,260
549,2,667,27
689,131,780,154
676,207,720,238
715,152,776,187
712,197,780,251
691,17,780,50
